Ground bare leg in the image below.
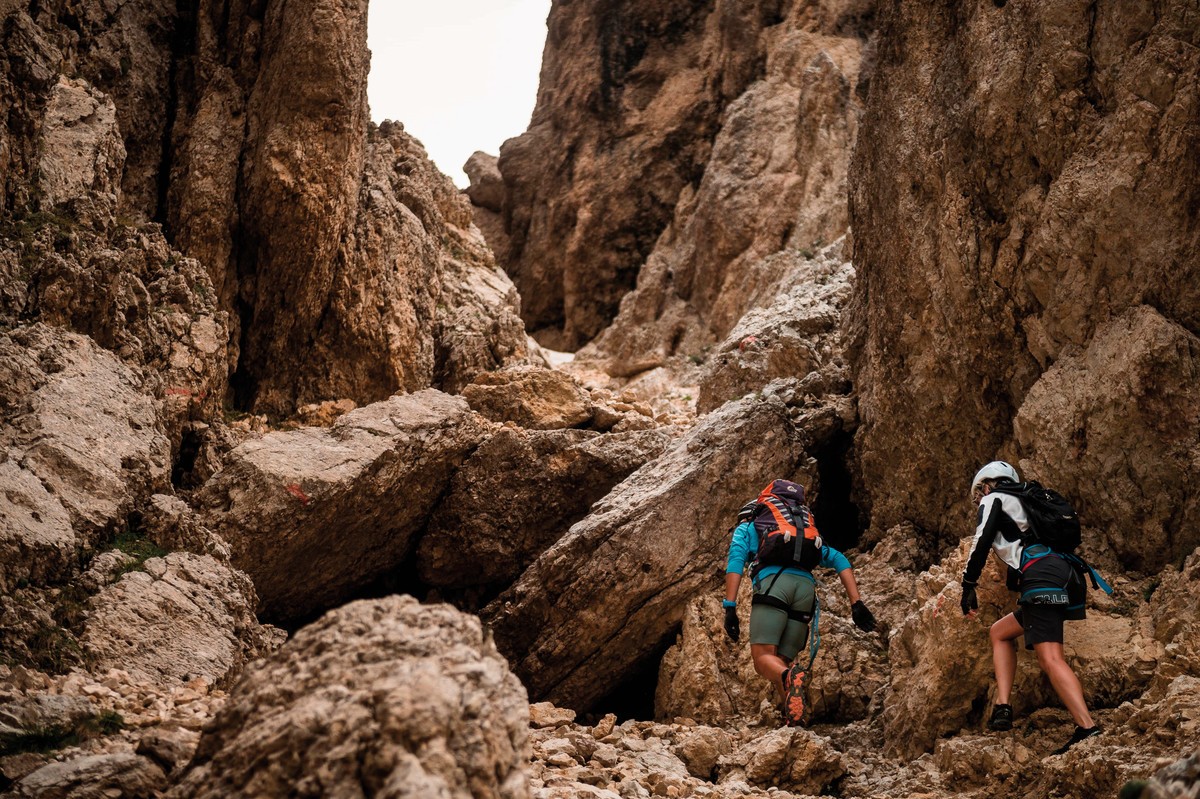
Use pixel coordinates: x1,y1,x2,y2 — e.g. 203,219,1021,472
990,613,1024,705
1035,642,1095,728
750,643,790,700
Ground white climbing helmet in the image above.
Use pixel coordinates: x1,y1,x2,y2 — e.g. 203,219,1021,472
970,461,1019,498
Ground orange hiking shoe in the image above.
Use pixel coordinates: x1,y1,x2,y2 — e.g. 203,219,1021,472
781,664,807,727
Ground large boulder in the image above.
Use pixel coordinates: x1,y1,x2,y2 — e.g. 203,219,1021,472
483,390,852,711
847,0,1200,546
695,247,855,413
80,553,284,690
166,596,530,799
1012,306,1200,571
462,366,595,430
417,426,674,597
0,325,171,592
736,727,845,795
194,390,491,622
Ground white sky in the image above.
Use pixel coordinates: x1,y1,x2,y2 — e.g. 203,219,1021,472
367,0,551,187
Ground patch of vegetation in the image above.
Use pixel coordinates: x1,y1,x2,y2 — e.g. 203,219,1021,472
0,208,77,276
111,524,167,578
19,625,82,676
0,711,125,758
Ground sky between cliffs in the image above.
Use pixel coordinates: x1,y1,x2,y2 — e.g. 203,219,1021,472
367,0,551,188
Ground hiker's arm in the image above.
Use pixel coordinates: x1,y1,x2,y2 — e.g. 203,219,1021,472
963,497,1003,586
837,567,862,604
820,546,861,602
724,571,742,604
723,521,755,604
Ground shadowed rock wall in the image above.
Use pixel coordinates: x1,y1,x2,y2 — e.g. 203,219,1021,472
494,0,797,348
847,0,1200,565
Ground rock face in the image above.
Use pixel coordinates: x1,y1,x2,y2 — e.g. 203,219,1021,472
0,1,182,218
694,246,855,413
483,389,852,711
80,553,284,690
36,77,125,222
847,0,1200,548
1012,306,1200,570
169,4,529,415
0,325,171,592
487,0,871,352
490,0,775,346
167,0,370,414
417,426,674,600
194,391,491,623
167,596,530,799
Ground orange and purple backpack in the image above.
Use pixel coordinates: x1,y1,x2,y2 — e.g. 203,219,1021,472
748,479,823,577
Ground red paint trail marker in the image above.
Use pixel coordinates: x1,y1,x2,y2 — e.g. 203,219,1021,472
286,484,311,505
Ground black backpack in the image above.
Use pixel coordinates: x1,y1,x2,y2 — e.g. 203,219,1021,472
990,481,1082,553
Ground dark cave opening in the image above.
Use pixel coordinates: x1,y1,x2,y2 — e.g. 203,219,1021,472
583,628,677,724
811,430,862,553
170,424,204,489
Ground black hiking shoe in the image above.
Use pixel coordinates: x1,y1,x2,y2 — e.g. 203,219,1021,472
987,704,1013,731
1052,725,1101,755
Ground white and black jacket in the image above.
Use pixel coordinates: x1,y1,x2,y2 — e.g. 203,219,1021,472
963,492,1031,585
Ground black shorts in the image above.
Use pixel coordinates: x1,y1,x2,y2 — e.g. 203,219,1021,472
1014,555,1086,650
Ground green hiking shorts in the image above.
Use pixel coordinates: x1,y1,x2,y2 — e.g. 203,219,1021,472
749,570,816,661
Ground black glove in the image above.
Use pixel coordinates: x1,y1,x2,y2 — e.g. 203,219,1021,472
961,582,979,615
851,600,876,632
723,605,740,642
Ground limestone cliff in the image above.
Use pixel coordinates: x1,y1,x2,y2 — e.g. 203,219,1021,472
847,0,1200,567
491,0,873,348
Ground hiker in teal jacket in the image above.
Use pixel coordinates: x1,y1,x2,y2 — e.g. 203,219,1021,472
721,479,875,725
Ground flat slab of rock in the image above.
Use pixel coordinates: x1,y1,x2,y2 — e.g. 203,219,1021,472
0,324,170,592
167,595,530,799
11,752,166,799
81,552,284,690
195,390,491,622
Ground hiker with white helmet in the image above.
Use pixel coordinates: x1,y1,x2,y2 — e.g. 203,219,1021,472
722,478,875,727
961,460,1106,755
